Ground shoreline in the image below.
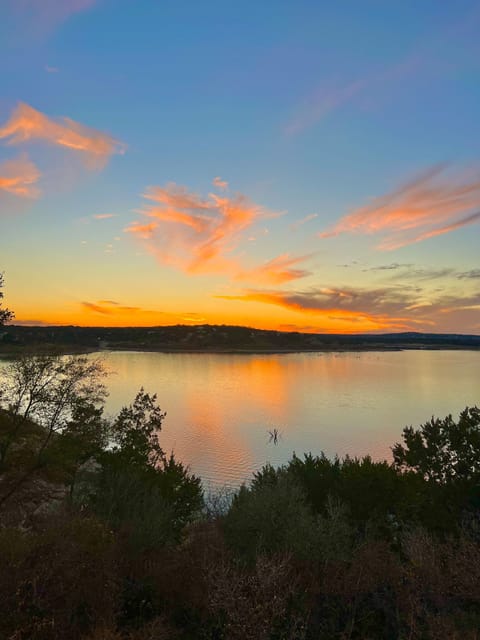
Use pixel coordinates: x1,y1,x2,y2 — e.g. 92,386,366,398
1,344,480,358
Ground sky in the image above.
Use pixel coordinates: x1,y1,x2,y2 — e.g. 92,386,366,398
0,0,479,334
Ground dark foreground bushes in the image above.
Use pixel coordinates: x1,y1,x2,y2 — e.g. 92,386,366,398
1,356,480,638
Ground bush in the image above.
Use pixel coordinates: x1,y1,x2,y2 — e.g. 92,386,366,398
0,514,117,640
223,475,319,561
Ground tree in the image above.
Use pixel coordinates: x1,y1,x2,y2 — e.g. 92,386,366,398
0,354,108,508
0,272,14,326
392,407,480,484
96,389,203,545
109,387,166,468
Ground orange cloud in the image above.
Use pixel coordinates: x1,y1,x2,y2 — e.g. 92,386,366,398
0,102,126,169
218,284,480,333
320,164,480,250
0,154,40,199
236,253,312,285
126,182,275,275
93,213,118,220
81,300,151,315
216,284,447,333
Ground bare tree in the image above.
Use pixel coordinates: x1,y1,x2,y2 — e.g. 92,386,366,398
0,354,108,507
0,272,14,326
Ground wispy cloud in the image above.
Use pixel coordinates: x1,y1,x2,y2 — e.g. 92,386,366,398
0,154,40,199
8,0,97,36
81,300,149,315
458,269,480,280
218,286,419,331
320,164,480,250
236,253,313,285
218,285,480,333
285,79,366,136
212,176,228,189
289,213,318,231
126,182,277,275
45,65,59,73
92,213,117,220
284,51,424,136
79,300,208,326
0,102,126,169
364,262,413,272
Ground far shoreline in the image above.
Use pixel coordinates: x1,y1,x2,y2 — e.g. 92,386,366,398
1,324,479,358
1,344,480,359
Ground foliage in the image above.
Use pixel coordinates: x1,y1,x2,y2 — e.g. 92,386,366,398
223,475,319,561
1,376,480,638
95,390,203,549
108,387,165,466
0,514,117,640
252,452,428,534
0,354,108,511
0,272,14,326
393,406,480,484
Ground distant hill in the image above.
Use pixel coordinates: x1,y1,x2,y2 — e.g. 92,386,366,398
1,324,479,353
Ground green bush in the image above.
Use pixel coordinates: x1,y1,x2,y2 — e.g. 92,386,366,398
223,475,319,561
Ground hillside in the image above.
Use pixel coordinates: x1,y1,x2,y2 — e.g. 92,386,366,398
1,324,479,353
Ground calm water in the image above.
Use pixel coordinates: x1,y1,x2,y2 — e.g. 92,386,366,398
96,350,480,488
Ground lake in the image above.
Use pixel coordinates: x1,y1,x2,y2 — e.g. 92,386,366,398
97,350,480,488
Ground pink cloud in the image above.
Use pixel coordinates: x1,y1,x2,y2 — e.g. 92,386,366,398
0,154,40,199
236,253,312,285
92,213,117,220
320,164,480,250
0,102,126,169
126,182,276,275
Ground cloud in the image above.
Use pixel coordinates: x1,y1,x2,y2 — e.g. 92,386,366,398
45,65,59,73
8,0,97,36
284,51,424,136
81,300,148,315
0,154,40,198
218,285,480,333
0,102,126,169
364,263,413,272
212,176,228,189
289,213,318,231
92,213,117,220
458,269,480,279
285,79,366,136
236,253,313,285
365,264,454,281
320,164,480,250
218,286,419,331
126,182,276,275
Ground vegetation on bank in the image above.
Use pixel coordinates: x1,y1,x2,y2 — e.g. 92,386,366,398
2,323,480,354
0,353,479,639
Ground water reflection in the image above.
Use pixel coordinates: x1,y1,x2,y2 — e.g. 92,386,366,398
100,350,480,487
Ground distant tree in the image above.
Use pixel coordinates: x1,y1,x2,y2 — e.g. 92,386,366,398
0,272,14,326
392,407,480,484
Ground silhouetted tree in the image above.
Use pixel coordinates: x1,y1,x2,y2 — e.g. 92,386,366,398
0,272,13,326
392,407,480,484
